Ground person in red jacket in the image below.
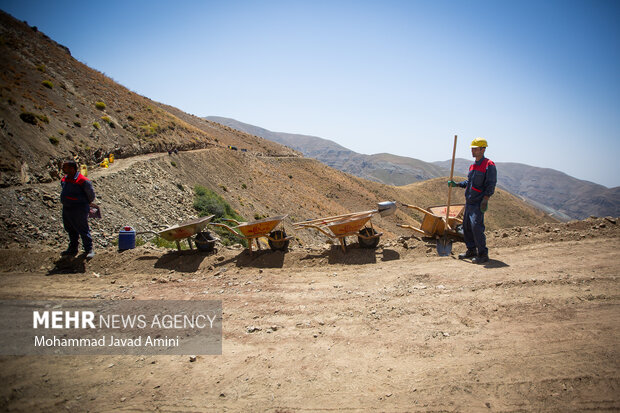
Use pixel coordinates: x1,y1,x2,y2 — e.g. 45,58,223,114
448,138,497,264
60,160,96,258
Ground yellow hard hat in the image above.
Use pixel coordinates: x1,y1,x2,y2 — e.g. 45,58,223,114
470,137,488,148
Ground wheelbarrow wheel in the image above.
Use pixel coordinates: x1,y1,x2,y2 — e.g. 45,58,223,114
194,231,216,253
358,227,380,249
268,230,289,251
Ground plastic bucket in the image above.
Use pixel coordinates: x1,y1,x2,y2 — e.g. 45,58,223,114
118,226,136,251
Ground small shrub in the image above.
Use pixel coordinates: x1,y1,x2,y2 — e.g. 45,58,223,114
254,213,265,220
241,183,247,189
170,161,177,167
42,80,53,89
57,129,65,135
49,136,59,145
93,122,100,130
151,236,187,250
288,175,293,179
127,115,134,121
94,101,106,110
36,114,49,123
220,185,228,192
193,185,246,247
36,64,46,72
101,115,111,123
139,122,159,136
19,112,37,125
73,121,81,127
176,183,184,191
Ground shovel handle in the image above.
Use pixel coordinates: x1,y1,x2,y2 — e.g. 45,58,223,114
445,135,457,230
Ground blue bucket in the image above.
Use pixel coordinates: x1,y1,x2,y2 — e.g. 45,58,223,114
118,226,136,251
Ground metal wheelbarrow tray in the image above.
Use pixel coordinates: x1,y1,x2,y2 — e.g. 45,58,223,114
209,215,291,253
139,215,215,251
293,201,396,252
398,203,465,238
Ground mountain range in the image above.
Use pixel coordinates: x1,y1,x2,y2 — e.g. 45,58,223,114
205,116,619,220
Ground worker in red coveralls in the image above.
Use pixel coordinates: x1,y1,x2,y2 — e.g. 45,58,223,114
448,138,497,264
60,160,96,259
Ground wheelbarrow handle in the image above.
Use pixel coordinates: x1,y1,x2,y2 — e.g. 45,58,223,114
220,218,244,226
208,222,240,236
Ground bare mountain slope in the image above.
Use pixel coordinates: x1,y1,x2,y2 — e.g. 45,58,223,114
206,117,618,220
0,11,296,187
205,116,444,184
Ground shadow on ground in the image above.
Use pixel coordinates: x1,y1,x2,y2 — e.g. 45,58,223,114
47,255,87,275
154,249,216,272
300,245,400,265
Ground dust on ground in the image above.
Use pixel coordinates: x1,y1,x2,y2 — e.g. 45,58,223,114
0,218,618,412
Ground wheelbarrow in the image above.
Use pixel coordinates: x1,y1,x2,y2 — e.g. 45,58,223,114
398,203,465,238
208,215,291,253
138,215,215,251
293,201,396,252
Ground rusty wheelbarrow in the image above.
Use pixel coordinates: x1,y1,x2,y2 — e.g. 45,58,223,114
208,215,291,253
398,204,465,239
293,201,396,252
138,215,215,251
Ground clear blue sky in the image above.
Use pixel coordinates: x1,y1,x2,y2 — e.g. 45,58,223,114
2,0,619,187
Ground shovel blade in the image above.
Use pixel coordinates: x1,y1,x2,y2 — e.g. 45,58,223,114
437,236,452,256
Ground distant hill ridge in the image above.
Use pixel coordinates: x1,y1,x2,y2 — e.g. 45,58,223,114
206,116,446,185
205,117,619,220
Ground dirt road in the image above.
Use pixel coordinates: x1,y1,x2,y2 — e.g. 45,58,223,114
0,223,618,412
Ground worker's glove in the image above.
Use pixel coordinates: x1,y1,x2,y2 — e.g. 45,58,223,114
480,198,489,213
447,180,458,187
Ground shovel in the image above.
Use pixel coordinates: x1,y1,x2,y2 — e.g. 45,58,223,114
437,135,458,256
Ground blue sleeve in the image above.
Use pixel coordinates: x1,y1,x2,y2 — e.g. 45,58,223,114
83,180,96,203
457,180,467,188
484,163,497,197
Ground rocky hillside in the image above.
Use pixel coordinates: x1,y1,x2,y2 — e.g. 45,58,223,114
207,116,619,220
0,11,295,187
0,148,555,250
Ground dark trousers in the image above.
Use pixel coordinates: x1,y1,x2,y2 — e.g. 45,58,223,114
463,203,487,256
62,206,92,252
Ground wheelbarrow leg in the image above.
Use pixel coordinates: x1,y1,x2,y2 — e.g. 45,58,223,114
187,238,194,250
175,240,181,251
340,237,347,253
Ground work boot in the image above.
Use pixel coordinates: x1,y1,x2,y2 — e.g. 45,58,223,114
85,249,95,259
458,249,477,260
61,248,78,256
472,254,489,264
